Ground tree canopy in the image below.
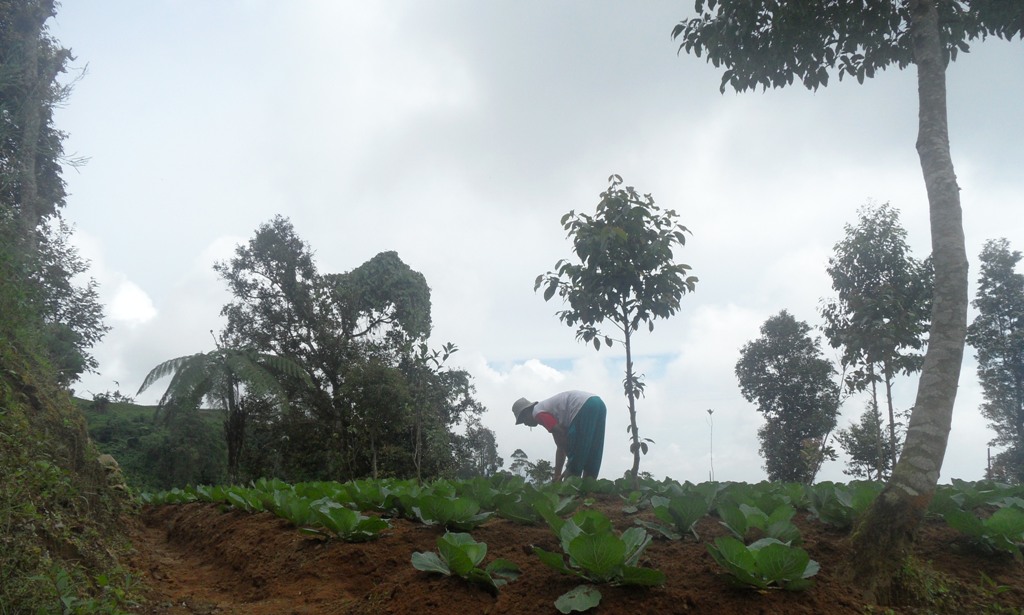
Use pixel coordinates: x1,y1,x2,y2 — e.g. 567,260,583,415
211,217,492,483
0,2,129,609
821,202,932,472
736,310,840,484
673,0,1022,94
966,238,1024,483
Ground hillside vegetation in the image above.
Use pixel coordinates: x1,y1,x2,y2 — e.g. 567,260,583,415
0,326,135,612
77,397,227,492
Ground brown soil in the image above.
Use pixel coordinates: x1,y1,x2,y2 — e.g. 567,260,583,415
127,496,1024,614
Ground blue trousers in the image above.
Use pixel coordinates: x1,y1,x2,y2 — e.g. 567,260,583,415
565,396,607,478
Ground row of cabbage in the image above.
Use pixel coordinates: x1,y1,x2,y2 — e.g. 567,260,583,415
141,476,1024,611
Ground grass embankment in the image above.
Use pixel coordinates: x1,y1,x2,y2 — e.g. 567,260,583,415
0,338,136,613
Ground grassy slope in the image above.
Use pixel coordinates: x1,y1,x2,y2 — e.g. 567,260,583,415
0,338,136,612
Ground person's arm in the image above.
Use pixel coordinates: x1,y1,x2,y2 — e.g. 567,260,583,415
551,424,569,482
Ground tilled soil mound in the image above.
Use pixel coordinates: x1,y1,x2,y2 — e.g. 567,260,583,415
128,496,1024,614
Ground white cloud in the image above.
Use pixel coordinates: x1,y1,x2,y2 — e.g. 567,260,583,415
106,279,157,326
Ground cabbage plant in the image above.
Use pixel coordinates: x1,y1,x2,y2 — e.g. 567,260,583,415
717,502,801,544
707,536,819,590
533,509,664,612
494,485,578,525
412,494,493,531
931,490,1024,561
806,481,881,529
411,532,520,595
637,491,711,540
304,498,389,542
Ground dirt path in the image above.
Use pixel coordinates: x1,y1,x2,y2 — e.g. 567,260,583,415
130,507,283,614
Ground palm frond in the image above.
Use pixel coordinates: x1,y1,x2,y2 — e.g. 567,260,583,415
139,347,311,420
136,353,206,395
257,353,314,387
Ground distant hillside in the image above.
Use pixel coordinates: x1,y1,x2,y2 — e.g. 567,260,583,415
76,397,227,492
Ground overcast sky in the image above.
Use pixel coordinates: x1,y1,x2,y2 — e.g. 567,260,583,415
51,2,1023,485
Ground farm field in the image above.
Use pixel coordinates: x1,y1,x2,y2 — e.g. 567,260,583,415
125,478,1024,614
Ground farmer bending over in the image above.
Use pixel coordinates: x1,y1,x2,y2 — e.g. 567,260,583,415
512,390,607,481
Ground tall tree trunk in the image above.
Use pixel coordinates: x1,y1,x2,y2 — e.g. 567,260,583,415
623,314,641,481
413,405,423,482
370,431,378,479
847,0,969,603
1016,367,1024,453
329,385,351,480
869,374,884,480
884,364,898,470
224,382,245,484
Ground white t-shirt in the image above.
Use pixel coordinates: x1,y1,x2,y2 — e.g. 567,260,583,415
532,390,595,428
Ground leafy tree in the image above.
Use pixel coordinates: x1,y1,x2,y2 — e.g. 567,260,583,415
342,355,410,479
32,216,109,384
0,4,133,608
506,448,553,484
821,203,932,473
216,217,482,481
966,238,1024,483
215,216,430,478
238,396,321,483
0,0,73,241
509,448,532,478
136,334,311,482
536,174,697,481
139,408,227,490
529,459,555,485
81,397,226,491
400,341,477,481
0,0,107,387
452,416,504,479
836,399,894,481
673,0,1021,601
735,310,841,483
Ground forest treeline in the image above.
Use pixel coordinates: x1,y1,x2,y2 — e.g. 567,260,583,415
85,217,505,490
195,217,503,484
736,203,1024,487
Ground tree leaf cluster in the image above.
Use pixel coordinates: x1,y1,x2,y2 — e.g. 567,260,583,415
536,174,696,346
0,5,134,608
0,0,108,387
821,202,932,479
673,1,1022,94
821,203,932,386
